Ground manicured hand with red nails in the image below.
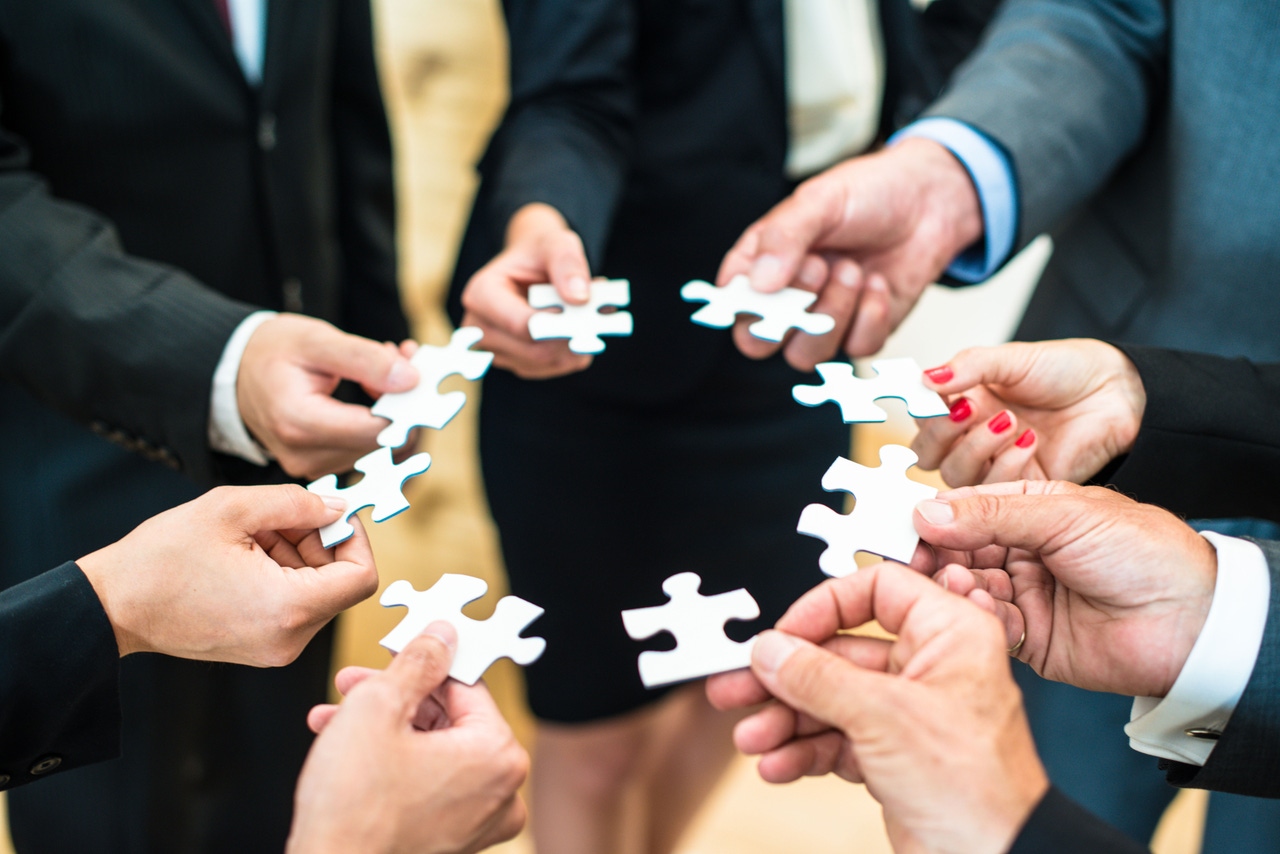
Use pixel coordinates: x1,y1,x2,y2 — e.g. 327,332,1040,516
459,202,598,379
912,339,1148,487
716,138,985,371
289,623,529,854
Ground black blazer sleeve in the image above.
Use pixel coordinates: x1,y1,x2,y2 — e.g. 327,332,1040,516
482,0,637,264
1163,538,1280,799
0,105,256,485
1097,345,1280,524
1009,786,1150,854
0,562,121,791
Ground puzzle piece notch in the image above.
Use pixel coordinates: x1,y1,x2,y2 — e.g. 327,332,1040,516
621,572,760,688
793,358,950,423
797,445,938,576
680,274,837,342
372,326,495,447
307,447,432,548
527,279,634,354
379,575,547,685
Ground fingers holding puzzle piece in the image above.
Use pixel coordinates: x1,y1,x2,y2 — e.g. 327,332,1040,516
681,274,836,342
371,326,494,448
527,278,634,354
306,447,432,548
793,358,949,423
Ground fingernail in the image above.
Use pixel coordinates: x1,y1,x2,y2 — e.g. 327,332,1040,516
798,264,824,287
924,365,953,384
837,266,860,288
1015,429,1036,449
567,276,589,301
948,397,972,422
933,568,950,591
868,275,888,293
988,411,1012,434
321,495,347,512
386,358,417,391
752,630,802,676
749,255,782,290
422,620,457,650
916,499,955,525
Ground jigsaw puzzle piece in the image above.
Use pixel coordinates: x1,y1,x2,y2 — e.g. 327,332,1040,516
797,445,938,575
306,446,432,547
680,275,836,342
527,279,634,354
621,572,760,688
379,574,547,685
793,358,948,423
372,326,495,448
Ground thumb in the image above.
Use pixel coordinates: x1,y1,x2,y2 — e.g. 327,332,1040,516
380,621,459,719
913,483,1093,555
218,484,344,536
922,343,1040,396
750,630,890,738
300,322,418,394
743,184,845,293
545,229,593,305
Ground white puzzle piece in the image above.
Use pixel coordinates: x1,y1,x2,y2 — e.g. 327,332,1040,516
371,326,495,448
306,446,432,548
621,572,760,688
379,574,547,685
792,358,949,423
680,274,836,342
797,445,937,576
527,279,633,354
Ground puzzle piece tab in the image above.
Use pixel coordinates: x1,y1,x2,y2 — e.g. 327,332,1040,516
797,445,937,576
372,326,494,448
621,572,760,688
793,358,949,423
680,274,836,342
527,279,633,354
307,446,431,548
379,574,546,685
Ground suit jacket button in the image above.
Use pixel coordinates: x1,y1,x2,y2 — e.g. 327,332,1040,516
282,278,304,312
0,773,10,788
30,755,62,775
258,114,277,151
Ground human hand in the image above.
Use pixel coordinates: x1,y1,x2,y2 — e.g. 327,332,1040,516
460,202,595,379
914,481,1218,698
288,624,529,854
717,139,984,370
237,314,420,480
75,484,379,665
707,564,1048,854
912,340,1147,487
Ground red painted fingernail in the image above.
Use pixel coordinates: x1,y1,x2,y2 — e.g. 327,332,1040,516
948,397,972,422
1015,429,1036,449
924,365,953,384
988,411,1012,434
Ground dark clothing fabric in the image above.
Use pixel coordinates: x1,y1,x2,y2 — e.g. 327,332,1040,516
1011,786,1151,854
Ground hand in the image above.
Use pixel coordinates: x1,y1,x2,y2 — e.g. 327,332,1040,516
460,202,595,379
912,340,1147,487
288,624,529,854
913,481,1218,698
717,139,984,370
237,314,420,480
75,485,379,665
707,564,1048,854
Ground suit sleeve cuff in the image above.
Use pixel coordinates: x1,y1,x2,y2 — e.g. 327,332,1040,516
208,310,277,466
889,117,1017,283
1125,533,1270,766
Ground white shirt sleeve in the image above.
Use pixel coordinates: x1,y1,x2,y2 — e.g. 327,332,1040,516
1125,532,1271,766
208,310,277,466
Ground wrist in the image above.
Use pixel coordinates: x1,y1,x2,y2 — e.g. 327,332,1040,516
505,202,571,248
76,546,147,658
1101,343,1147,457
893,138,985,272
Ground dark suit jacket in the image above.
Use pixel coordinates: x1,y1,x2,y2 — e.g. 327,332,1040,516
1011,786,1151,853
925,1,1280,361
0,564,119,792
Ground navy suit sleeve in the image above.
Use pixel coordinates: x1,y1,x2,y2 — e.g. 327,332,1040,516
0,562,121,790
482,0,637,264
1097,345,1280,524
1010,786,1150,853
922,0,1168,250
1163,539,1280,799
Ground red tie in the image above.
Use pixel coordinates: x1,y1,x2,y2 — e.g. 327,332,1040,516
213,0,232,36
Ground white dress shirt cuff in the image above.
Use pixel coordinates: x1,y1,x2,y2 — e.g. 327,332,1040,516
208,310,277,466
1125,532,1271,766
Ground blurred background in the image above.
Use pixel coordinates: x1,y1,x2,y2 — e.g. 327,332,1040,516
0,1,1207,851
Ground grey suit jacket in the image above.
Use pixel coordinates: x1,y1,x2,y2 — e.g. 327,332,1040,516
925,1,1280,359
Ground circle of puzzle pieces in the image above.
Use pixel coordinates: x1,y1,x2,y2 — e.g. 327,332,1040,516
680,274,836,342
792,358,949,423
306,446,432,548
527,279,634,354
797,445,938,576
371,326,494,448
379,575,547,685
621,572,760,689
